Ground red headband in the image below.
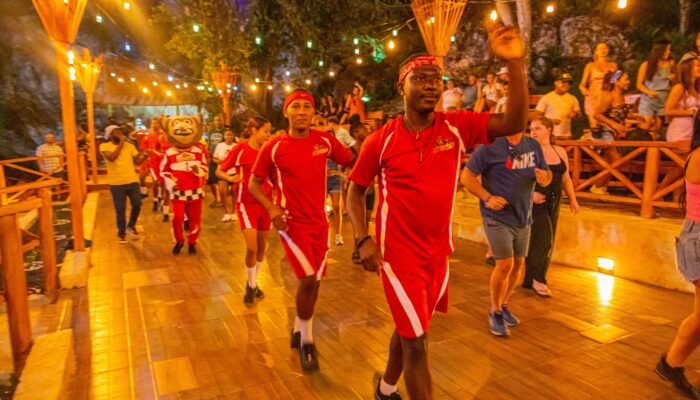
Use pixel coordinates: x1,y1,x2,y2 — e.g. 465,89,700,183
398,55,441,84
283,91,315,110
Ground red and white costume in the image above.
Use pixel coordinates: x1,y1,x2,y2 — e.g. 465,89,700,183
349,111,491,338
160,146,208,244
252,130,354,279
220,142,272,231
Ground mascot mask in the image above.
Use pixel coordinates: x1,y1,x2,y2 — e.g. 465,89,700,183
164,115,203,148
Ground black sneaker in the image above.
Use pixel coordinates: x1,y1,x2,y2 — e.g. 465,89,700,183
163,214,170,222
352,249,361,265
299,343,319,371
254,287,265,299
172,242,184,255
656,354,700,399
375,379,402,400
290,329,301,349
244,285,255,306
188,244,196,254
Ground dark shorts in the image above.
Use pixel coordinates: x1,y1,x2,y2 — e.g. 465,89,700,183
327,176,342,194
483,217,531,259
207,162,218,184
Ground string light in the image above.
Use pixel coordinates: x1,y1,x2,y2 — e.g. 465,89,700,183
388,40,395,49
306,40,313,49
450,36,455,42
490,9,498,21
69,67,76,81
250,83,257,91
123,1,131,10
392,29,398,37
305,79,311,85
430,16,436,23
183,83,188,88
149,63,155,70
167,75,173,82
117,77,124,83
318,60,324,67
233,86,238,91
226,83,231,88
354,48,360,55
255,36,262,46
152,81,158,86
284,84,292,92
124,42,131,52
285,70,290,76
353,37,359,45
267,84,273,90
166,90,173,96
617,0,627,8
176,84,181,89
329,70,336,77
207,87,213,92
66,50,75,65
130,77,136,82
356,57,363,64
142,87,149,94
95,15,103,23
192,23,200,33
545,3,555,13
255,77,260,83
110,72,117,78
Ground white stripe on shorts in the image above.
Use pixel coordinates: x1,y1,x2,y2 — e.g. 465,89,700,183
278,231,314,276
383,261,424,337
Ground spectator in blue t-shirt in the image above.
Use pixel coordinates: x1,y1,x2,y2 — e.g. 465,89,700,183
462,133,552,337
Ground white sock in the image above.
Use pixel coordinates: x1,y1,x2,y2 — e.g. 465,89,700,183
246,267,257,289
380,378,397,396
255,261,261,276
297,316,313,344
140,186,148,195
163,205,170,215
293,317,300,332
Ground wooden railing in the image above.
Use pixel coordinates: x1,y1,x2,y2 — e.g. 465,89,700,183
558,140,690,218
0,151,89,205
0,179,60,372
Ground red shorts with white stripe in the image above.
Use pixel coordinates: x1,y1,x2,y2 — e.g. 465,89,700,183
278,222,329,280
237,202,271,231
381,256,449,339
149,162,163,183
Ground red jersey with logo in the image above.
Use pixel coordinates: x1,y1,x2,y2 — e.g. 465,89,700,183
349,111,491,263
146,132,170,169
160,146,208,200
220,142,272,204
252,130,354,227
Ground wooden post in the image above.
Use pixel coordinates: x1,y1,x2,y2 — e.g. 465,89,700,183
0,213,33,372
0,166,7,206
78,151,87,199
38,188,57,302
572,146,581,189
86,92,98,184
221,95,231,127
55,42,85,251
641,147,660,218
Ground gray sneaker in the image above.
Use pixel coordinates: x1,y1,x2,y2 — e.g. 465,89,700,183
501,304,520,327
489,311,509,336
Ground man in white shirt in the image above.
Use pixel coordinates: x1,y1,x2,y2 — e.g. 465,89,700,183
213,129,238,222
535,72,582,139
328,117,355,147
441,79,464,110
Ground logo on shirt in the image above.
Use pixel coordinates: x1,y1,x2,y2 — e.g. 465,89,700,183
506,151,536,170
433,136,456,153
312,144,330,157
176,152,196,162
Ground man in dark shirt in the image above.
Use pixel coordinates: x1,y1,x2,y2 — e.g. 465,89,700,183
463,132,552,337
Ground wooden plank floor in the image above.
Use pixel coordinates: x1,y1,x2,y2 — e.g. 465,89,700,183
71,191,700,399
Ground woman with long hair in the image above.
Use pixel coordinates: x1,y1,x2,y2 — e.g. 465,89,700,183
590,70,633,194
657,112,700,399
658,58,700,193
523,117,580,296
637,39,676,135
216,116,273,305
579,43,618,129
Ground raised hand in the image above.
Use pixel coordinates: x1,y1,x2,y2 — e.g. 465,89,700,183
488,23,524,61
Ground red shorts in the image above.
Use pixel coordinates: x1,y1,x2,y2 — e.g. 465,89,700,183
139,162,148,174
381,256,449,339
149,159,163,183
278,222,329,280
237,202,271,231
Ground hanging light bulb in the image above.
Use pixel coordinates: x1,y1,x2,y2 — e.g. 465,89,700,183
354,48,360,55
110,72,117,78
490,9,498,21
267,84,273,90
450,36,455,43
152,81,158,86
388,40,395,50
167,75,173,82
226,83,231,88
255,77,260,83
117,77,124,83
166,90,173,96
318,60,324,67
124,42,131,52
69,67,76,81
329,70,335,77
353,37,359,45
66,50,75,64
392,29,398,37
306,40,313,48
183,83,188,88
130,77,136,82
305,79,312,85
149,63,155,70
285,84,292,92
123,1,131,10
356,57,363,64
255,36,262,46
285,70,291,77
142,87,149,94
250,83,257,91
192,23,200,33
545,3,555,13
617,0,627,8
96,15,103,23
176,84,181,89
430,16,436,24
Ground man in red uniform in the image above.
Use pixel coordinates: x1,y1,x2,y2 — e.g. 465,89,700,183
346,24,528,400
160,116,208,255
145,119,168,215
250,89,364,371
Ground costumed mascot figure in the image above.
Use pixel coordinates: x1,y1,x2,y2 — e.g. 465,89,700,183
160,115,208,255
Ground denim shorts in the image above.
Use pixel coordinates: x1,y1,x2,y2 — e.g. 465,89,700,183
675,219,700,282
638,91,668,117
327,176,342,194
483,217,531,260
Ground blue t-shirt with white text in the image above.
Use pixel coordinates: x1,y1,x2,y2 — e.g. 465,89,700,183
466,136,548,228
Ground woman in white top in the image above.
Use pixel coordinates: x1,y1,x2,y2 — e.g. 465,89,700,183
579,43,618,129
214,130,237,222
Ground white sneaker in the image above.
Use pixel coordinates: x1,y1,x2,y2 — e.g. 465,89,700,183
230,213,238,221
335,234,344,245
222,214,232,222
